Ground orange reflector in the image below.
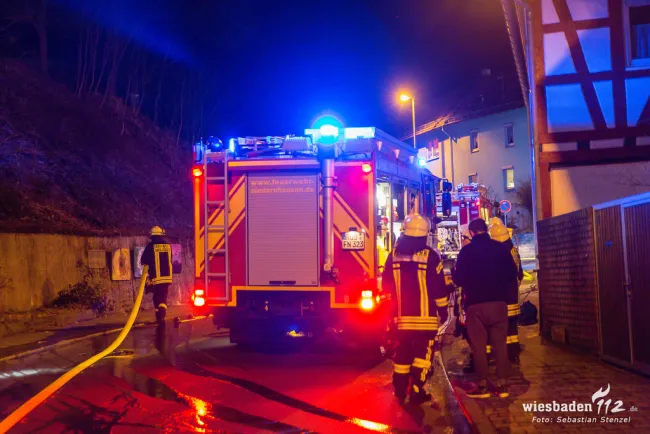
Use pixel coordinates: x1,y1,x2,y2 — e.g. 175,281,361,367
361,298,374,311
193,167,203,177
361,290,372,298
361,163,372,173
194,289,205,296
194,297,205,307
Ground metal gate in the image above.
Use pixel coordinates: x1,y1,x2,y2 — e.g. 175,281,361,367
594,192,650,375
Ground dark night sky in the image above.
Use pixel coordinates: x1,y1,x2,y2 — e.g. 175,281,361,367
53,0,516,140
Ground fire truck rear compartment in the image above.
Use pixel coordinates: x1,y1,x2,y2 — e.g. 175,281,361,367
247,172,320,286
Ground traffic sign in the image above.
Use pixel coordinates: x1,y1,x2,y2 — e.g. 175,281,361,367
499,200,512,213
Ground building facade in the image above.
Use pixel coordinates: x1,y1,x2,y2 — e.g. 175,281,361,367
416,106,534,230
506,0,650,219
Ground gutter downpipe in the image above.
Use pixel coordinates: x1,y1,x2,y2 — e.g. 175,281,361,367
502,0,540,269
441,124,454,188
523,3,540,269
322,157,337,281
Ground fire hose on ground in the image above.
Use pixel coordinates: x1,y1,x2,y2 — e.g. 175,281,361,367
0,266,150,434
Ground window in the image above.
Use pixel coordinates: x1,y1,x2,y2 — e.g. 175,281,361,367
503,167,515,191
626,1,650,67
504,123,515,147
426,139,440,160
470,130,479,153
468,173,478,184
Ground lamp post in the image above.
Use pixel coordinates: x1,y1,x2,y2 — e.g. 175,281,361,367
400,94,416,148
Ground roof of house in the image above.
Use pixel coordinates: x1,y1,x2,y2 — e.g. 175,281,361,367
403,73,525,142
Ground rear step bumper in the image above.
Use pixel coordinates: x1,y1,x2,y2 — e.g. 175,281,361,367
195,305,389,342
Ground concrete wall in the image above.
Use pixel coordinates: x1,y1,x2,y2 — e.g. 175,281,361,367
0,233,194,313
537,208,599,352
417,107,533,230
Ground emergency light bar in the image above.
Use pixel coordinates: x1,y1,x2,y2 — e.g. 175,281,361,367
304,126,376,142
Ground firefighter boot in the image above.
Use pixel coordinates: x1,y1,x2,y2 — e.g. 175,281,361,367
409,385,432,406
155,303,167,325
392,370,410,405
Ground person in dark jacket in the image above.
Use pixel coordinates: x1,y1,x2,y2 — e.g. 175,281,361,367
489,218,524,364
381,213,450,405
140,226,173,325
452,218,518,399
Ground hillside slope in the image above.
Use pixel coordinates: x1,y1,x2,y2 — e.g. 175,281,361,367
0,60,193,236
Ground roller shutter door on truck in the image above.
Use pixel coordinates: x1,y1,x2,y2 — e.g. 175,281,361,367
247,172,319,286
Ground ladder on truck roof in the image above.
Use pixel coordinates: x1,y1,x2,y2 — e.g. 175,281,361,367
203,151,230,301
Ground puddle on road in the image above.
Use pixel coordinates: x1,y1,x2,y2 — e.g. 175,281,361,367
110,355,313,433
173,360,423,434
102,325,422,434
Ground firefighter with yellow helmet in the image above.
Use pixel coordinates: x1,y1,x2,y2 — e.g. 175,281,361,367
489,217,524,364
380,213,450,405
140,226,174,325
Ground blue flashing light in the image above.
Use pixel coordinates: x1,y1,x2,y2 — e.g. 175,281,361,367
229,138,235,153
319,124,339,137
417,157,426,167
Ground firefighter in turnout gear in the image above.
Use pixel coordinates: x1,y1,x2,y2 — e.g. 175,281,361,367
381,213,450,405
140,226,174,325
489,218,524,364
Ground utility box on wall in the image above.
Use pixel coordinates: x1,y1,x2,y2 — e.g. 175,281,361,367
111,248,132,281
88,250,106,269
133,247,145,278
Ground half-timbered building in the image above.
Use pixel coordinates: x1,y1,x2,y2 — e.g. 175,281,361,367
504,0,650,219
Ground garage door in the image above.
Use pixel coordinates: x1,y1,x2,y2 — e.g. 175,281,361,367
247,172,319,286
550,161,650,217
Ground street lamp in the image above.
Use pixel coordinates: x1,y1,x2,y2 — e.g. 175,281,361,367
399,94,416,148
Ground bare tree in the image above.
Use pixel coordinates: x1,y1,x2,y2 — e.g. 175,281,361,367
515,180,533,216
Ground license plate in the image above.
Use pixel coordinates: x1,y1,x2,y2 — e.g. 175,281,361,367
342,231,365,251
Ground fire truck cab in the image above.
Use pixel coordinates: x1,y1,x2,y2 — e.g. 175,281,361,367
191,125,440,345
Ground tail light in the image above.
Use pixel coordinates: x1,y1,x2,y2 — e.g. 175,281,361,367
192,289,206,307
361,163,372,173
360,290,374,311
193,167,203,177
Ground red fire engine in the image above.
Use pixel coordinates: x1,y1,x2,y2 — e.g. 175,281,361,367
435,183,491,259
191,125,440,345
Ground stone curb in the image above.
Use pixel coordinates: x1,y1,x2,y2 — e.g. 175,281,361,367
454,388,499,434
438,338,499,434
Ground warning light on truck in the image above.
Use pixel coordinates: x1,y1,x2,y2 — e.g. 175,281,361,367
361,290,374,310
319,124,339,137
193,167,203,177
361,163,372,173
192,289,205,306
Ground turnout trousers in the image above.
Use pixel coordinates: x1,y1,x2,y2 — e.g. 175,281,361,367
149,283,170,324
392,331,436,400
507,304,521,360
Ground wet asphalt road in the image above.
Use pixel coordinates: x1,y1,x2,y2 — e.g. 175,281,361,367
0,318,453,433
